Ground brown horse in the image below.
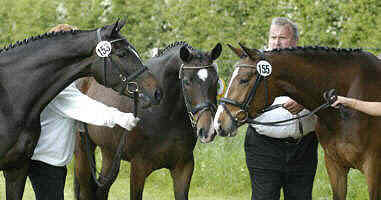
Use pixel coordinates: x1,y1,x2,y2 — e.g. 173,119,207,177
74,41,222,200
214,44,381,200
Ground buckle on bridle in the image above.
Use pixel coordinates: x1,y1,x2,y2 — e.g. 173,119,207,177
235,110,249,123
127,82,139,94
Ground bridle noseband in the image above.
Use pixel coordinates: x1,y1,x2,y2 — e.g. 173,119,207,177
219,56,336,128
80,28,151,189
219,63,269,126
94,28,148,96
179,64,217,128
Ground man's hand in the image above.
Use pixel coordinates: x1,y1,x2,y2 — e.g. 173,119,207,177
283,99,304,115
114,112,140,131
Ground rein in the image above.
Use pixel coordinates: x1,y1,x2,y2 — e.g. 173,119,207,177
80,29,143,188
219,60,338,128
219,63,268,125
80,91,139,189
247,101,331,125
94,28,148,96
179,64,217,128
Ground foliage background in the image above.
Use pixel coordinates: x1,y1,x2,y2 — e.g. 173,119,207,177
0,0,379,199
0,0,380,79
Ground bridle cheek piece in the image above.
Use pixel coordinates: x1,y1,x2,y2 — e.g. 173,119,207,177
179,64,218,129
219,63,267,126
219,61,335,128
94,28,148,96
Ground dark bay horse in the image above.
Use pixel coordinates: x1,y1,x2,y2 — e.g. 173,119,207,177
0,20,161,199
214,44,381,200
74,41,222,200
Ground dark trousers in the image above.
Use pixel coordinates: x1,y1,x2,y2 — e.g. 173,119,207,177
244,126,318,200
28,160,67,200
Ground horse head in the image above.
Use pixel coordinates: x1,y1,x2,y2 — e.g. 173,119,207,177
90,20,162,107
178,43,222,143
214,43,282,137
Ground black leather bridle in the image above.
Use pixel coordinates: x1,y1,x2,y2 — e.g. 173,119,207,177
219,63,269,126
80,29,149,188
94,28,148,97
179,63,218,128
219,58,336,128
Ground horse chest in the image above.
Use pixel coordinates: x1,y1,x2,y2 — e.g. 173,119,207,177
317,122,365,169
322,131,366,169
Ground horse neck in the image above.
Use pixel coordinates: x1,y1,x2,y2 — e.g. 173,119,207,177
149,51,187,120
0,31,97,125
269,51,361,125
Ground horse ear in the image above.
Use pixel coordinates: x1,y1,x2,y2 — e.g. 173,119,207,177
238,42,261,59
227,43,245,58
111,19,126,35
179,45,193,63
103,20,124,38
210,43,222,61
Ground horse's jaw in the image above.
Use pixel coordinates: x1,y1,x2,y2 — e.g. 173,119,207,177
213,105,239,137
197,117,217,143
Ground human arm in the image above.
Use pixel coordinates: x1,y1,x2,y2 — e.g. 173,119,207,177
283,99,304,114
331,96,381,116
283,98,317,134
48,83,139,130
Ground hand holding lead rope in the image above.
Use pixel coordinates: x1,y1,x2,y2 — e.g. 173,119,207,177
323,89,338,105
324,89,350,120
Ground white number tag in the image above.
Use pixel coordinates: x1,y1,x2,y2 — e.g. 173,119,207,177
96,41,112,57
256,60,272,77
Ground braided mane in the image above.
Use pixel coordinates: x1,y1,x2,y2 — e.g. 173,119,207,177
267,46,364,55
155,41,195,57
0,29,86,54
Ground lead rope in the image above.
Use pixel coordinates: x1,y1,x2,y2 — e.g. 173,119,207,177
80,29,142,188
80,91,139,189
80,124,123,188
103,57,108,86
247,89,338,126
296,114,303,144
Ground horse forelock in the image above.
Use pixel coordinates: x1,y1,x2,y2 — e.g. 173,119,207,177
0,29,85,54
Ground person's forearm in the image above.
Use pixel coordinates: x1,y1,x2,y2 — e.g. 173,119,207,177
349,99,381,116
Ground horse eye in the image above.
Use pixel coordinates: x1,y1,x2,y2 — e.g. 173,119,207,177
116,51,127,57
239,78,250,84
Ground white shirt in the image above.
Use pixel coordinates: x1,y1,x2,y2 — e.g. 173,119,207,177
32,83,121,166
250,96,317,139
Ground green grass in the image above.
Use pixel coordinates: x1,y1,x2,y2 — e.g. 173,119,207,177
0,125,369,199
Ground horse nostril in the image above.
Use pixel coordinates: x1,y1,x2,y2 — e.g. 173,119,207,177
198,128,205,138
154,88,163,103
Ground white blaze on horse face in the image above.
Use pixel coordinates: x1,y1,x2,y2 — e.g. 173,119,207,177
214,106,224,134
197,69,208,82
214,66,239,134
224,66,240,98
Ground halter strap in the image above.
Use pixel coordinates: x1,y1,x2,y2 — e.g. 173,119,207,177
179,63,217,128
218,58,336,128
219,63,269,125
95,28,148,96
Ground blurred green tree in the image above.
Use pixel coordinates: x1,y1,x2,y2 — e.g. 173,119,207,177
0,0,380,80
